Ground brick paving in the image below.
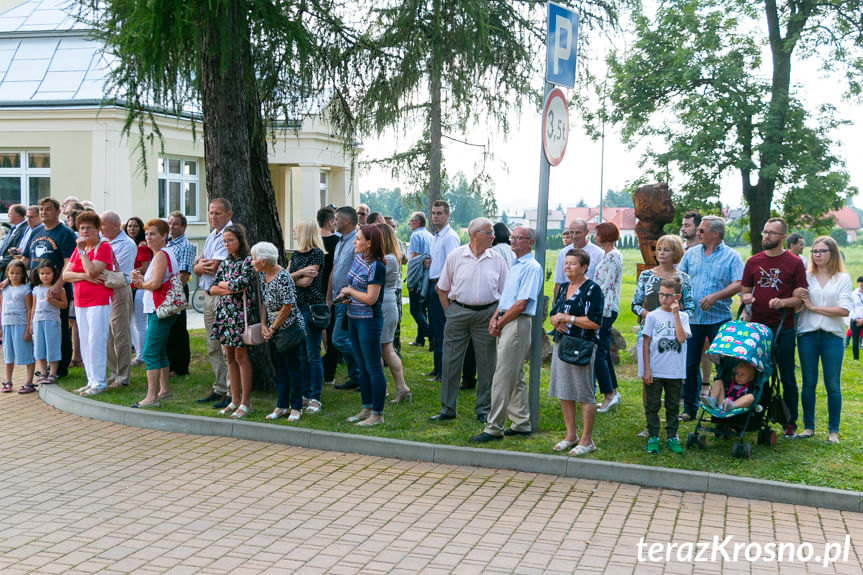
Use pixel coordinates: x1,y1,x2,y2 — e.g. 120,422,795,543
0,386,861,573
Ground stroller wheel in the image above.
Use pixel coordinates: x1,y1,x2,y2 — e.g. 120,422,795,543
686,432,697,448
697,434,707,450
744,442,752,458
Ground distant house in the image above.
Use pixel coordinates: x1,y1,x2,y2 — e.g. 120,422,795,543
495,209,527,229
828,207,861,243
564,207,638,241
524,208,566,231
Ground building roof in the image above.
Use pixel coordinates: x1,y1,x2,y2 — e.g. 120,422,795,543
524,209,566,222
564,207,637,231
0,0,110,104
830,206,861,230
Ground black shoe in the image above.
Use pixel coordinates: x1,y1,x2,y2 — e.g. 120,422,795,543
476,413,488,424
422,370,438,377
408,340,425,347
198,391,222,403
212,396,231,409
428,375,441,382
334,380,359,390
428,339,436,352
459,381,476,390
503,428,532,437
470,432,502,443
430,413,456,421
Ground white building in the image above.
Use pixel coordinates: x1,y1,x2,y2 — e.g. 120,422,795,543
0,0,358,250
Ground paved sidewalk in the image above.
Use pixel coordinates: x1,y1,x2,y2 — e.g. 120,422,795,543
0,392,862,574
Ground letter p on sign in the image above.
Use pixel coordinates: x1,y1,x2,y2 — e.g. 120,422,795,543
546,2,579,89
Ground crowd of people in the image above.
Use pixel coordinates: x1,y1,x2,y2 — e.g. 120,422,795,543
0,197,854,451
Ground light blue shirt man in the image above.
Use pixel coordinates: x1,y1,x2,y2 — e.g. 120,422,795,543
409,226,434,257
429,224,460,280
498,252,543,317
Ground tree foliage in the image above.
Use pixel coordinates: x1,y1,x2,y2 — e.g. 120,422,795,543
360,0,625,207
601,0,863,252
603,188,633,207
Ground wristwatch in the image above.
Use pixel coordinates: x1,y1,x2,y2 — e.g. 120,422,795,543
78,249,86,256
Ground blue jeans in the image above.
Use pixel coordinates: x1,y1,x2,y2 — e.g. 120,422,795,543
331,304,359,384
270,339,304,411
683,321,723,416
798,330,843,433
299,306,324,401
595,312,619,395
773,326,799,430
408,288,432,343
349,314,386,414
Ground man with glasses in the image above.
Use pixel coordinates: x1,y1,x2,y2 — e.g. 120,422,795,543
429,218,507,423
471,226,542,442
355,204,370,227
677,215,744,421
741,217,806,438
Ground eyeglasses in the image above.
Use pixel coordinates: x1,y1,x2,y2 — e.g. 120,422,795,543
510,236,531,242
810,249,830,255
475,230,493,236
761,230,784,236
658,293,678,298
223,238,237,245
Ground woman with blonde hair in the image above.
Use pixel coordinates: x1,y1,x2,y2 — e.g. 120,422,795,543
289,219,326,414
377,222,411,403
793,236,852,444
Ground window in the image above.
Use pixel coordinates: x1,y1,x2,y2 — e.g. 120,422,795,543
158,157,199,220
319,170,329,208
0,151,50,217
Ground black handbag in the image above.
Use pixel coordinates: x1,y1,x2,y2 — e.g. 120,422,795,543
308,303,330,329
557,334,594,365
274,322,305,354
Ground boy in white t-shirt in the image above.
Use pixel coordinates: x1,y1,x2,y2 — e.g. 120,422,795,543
642,277,691,454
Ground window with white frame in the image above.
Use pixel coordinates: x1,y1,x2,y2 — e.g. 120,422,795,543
0,150,51,217
158,157,199,220
319,170,329,208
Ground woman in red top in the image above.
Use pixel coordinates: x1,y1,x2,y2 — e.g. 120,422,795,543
62,212,114,396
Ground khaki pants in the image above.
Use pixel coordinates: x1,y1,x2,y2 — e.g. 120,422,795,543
484,315,532,436
106,285,133,386
204,293,228,394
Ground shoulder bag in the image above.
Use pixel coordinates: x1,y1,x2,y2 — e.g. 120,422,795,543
308,303,330,329
101,245,127,290
272,272,305,353
555,282,594,366
155,253,189,319
242,273,265,346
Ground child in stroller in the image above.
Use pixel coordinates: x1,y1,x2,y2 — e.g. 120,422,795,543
702,360,756,413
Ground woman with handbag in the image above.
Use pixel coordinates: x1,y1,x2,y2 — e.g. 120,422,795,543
548,249,604,456
209,224,256,419
337,225,387,427
288,219,326,414
378,223,411,403
128,219,179,408
62,212,115,396
253,241,308,422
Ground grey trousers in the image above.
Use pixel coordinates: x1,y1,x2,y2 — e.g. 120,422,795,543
439,302,496,417
204,293,229,395
106,285,133,386
484,315,532,436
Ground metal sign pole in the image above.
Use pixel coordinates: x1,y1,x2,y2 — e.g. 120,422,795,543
529,81,554,433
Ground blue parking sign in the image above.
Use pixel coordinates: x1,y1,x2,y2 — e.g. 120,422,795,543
546,2,579,88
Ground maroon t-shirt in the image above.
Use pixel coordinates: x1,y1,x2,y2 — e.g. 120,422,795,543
741,250,806,330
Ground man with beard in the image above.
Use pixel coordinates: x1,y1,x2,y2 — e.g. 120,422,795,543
680,211,702,250
741,217,806,438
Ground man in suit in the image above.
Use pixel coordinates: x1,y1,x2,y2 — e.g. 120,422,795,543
0,204,27,277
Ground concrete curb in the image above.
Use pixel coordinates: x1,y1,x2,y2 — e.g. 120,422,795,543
40,385,863,512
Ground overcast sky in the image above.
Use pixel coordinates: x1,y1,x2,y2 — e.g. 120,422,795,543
358,7,862,215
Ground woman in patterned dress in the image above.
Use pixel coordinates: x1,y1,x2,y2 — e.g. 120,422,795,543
209,224,256,419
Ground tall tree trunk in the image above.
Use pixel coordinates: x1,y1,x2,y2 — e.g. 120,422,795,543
428,0,442,228
199,0,279,391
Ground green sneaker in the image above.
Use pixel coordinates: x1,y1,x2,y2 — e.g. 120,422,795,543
666,437,685,454
647,436,660,453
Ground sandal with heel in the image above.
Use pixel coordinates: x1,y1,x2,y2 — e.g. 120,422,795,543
218,402,238,416
230,405,251,419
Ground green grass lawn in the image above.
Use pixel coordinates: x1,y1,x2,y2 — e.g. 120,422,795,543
58,246,863,492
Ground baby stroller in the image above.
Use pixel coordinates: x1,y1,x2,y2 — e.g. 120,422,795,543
685,318,785,459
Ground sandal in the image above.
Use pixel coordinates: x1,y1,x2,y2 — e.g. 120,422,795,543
18,383,37,394
230,405,251,419
798,429,815,438
42,375,58,385
553,438,579,451
1,382,13,393
287,410,302,422
218,402,238,416
266,408,288,420
305,399,322,414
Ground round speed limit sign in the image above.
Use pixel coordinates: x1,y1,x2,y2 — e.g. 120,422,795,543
543,88,569,166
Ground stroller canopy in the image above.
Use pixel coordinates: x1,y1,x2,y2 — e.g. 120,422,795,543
705,320,773,373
